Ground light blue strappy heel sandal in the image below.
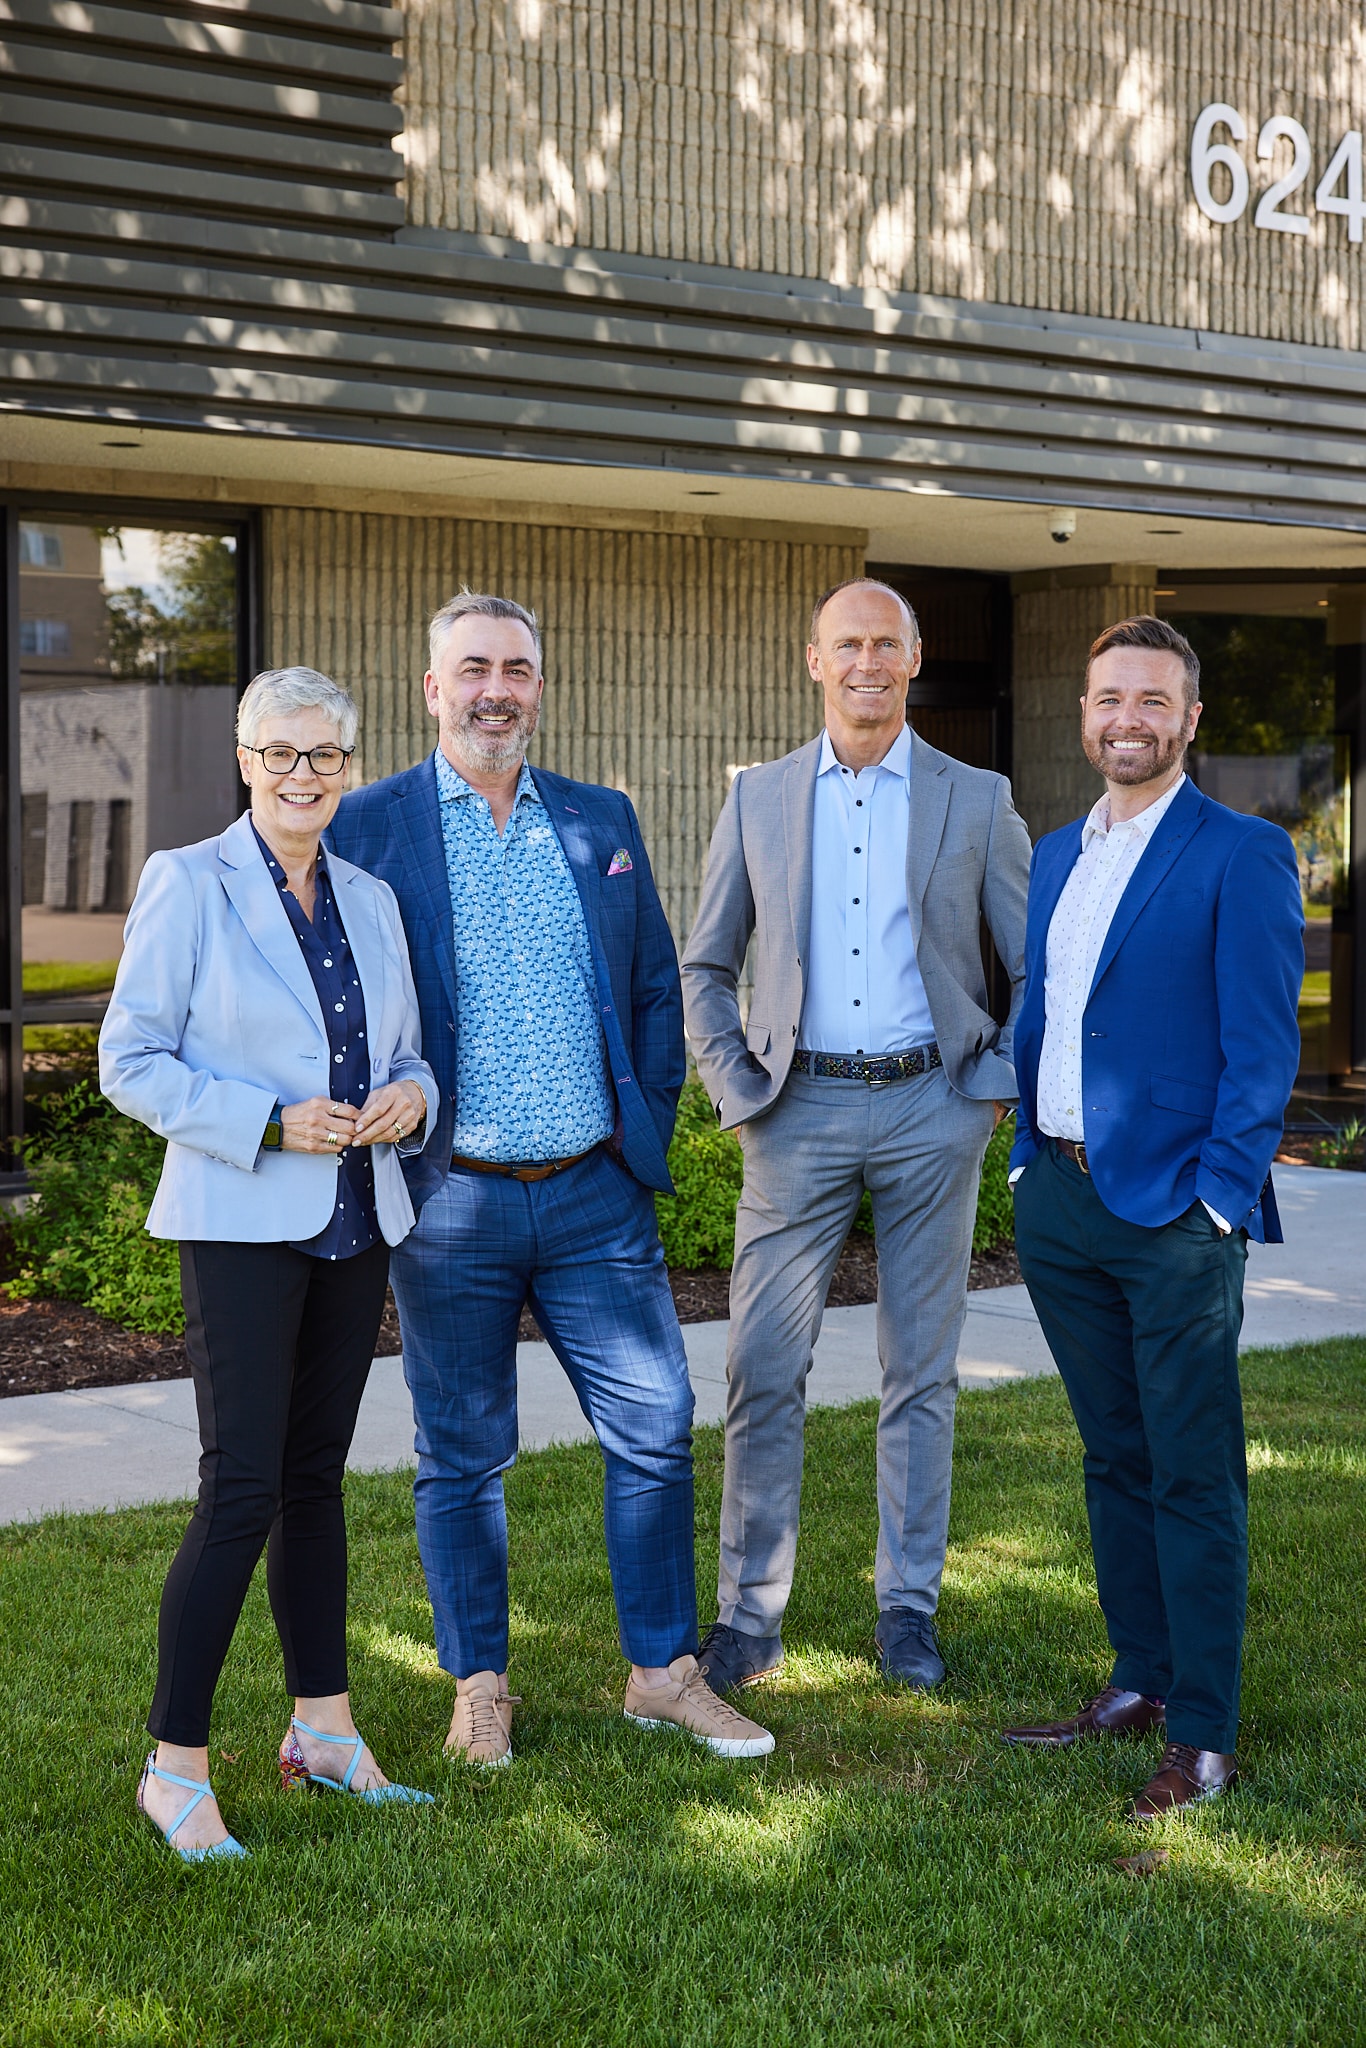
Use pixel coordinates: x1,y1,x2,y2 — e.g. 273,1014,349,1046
138,1755,249,1862
279,1718,435,1805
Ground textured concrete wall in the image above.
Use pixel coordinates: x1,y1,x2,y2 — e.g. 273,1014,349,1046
1011,566,1158,839
263,506,861,938
399,1,1366,349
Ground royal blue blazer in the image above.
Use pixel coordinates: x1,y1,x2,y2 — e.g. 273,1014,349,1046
327,753,685,1203
1010,779,1304,1243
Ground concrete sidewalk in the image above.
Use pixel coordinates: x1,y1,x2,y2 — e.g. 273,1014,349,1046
1,1164,1361,1527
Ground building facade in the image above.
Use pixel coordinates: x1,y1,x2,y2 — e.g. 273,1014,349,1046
1,0,1363,1155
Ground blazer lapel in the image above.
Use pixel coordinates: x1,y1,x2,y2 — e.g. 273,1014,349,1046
905,731,950,944
782,737,821,969
216,813,325,1035
1090,780,1207,995
532,766,603,937
331,859,386,1033
390,759,458,1025
1028,826,1083,973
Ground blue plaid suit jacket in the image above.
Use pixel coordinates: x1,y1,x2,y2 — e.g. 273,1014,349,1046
327,754,684,1205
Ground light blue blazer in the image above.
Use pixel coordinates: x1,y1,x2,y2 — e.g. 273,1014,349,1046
98,810,438,1246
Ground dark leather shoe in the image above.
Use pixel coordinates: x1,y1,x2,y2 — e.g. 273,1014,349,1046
874,1609,946,1689
1000,1685,1166,1748
1131,1744,1238,1820
696,1621,784,1696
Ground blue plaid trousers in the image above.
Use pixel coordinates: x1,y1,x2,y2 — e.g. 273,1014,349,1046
392,1146,697,1674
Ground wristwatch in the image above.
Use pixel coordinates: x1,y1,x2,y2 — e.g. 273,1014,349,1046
261,1103,284,1151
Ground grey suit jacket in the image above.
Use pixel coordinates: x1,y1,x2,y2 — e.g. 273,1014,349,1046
680,728,1032,1129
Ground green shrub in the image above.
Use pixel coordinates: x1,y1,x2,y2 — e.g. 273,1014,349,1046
1312,1117,1363,1170
11,1072,1017,1329
655,1076,746,1269
657,1077,1017,1270
973,1112,1016,1254
6,1081,183,1334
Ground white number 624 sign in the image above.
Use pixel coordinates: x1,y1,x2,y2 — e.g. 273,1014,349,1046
1191,102,1365,241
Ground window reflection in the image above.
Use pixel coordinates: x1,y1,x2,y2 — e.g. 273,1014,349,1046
1176,611,1348,1082
19,519,241,1110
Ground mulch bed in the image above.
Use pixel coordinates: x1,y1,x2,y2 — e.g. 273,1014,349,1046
0,1237,1024,1401
1274,1136,1363,1170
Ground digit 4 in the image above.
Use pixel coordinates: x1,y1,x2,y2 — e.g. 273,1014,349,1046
1316,130,1366,243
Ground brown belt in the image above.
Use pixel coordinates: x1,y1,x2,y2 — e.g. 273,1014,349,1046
1053,1137,1090,1175
451,1146,598,1183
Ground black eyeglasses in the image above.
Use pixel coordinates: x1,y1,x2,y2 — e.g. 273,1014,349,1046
247,744,353,776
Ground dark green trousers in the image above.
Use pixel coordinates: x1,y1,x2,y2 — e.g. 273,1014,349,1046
1013,1141,1249,1752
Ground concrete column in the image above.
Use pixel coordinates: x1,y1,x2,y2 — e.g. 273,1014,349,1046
1010,564,1157,840
42,798,72,910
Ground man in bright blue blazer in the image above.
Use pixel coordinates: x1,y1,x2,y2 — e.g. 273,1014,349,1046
328,591,774,1767
1000,615,1303,1821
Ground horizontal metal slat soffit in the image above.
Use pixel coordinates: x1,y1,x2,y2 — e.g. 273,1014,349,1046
0,1,1364,529
0,0,402,231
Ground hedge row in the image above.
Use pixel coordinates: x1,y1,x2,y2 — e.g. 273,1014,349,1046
654,1076,1016,1268
6,1074,1016,1334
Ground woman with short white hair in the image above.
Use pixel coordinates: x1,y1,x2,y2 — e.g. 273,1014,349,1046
101,665,439,1859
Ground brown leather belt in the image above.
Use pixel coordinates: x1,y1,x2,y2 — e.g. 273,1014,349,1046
451,1146,597,1183
1053,1137,1090,1175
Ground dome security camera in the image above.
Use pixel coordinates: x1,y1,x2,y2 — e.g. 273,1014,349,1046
1048,508,1077,544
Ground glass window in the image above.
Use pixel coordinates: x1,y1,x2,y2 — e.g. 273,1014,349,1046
18,517,242,1127
1174,612,1348,1085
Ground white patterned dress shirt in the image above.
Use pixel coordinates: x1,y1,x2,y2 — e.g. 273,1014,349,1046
797,723,936,1055
1014,774,1229,1231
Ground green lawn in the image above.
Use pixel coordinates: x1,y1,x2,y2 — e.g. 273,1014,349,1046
2,1341,1362,2046
22,960,120,998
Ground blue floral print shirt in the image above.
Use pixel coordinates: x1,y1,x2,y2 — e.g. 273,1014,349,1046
435,747,615,1163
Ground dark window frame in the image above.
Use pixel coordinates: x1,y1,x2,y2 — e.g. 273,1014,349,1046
0,494,260,1184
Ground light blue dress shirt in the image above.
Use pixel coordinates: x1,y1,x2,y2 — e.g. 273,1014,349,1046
797,723,936,1057
436,747,615,1162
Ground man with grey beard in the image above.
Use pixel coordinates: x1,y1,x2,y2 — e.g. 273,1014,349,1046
327,591,774,1769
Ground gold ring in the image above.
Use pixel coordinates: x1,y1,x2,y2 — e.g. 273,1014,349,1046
392,1121,404,1138
325,1130,339,1148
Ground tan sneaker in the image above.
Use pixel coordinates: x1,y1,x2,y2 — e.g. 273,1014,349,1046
445,1671,516,1767
624,1654,776,1758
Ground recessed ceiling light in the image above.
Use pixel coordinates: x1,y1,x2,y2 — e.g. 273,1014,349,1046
1317,598,1329,605
1154,588,1176,596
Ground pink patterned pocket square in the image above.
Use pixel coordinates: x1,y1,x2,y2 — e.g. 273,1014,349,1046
607,847,634,876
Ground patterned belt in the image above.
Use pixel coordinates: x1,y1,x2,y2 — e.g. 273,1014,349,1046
1051,1137,1090,1175
791,1043,942,1086
451,1145,598,1183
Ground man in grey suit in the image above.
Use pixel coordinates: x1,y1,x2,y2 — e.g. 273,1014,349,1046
682,578,1031,1692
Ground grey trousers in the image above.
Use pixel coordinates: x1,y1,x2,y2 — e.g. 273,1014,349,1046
719,1064,996,1634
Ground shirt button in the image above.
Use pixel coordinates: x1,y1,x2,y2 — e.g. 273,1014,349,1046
854,846,862,853
334,1054,344,1064
334,1002,345,1013
852,948,860,955
323,958,333,968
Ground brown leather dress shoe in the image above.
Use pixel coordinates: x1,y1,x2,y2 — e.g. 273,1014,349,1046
1131,1743,1238,1820
1001,1685,1167,1748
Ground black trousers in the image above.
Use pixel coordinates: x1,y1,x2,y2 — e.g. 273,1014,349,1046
1013,1142,1249,1754
147,1238,390,1746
